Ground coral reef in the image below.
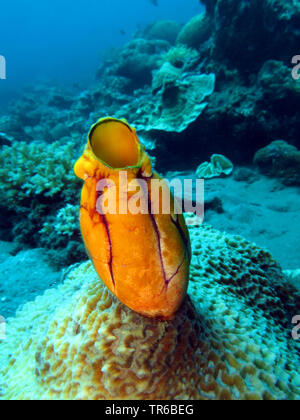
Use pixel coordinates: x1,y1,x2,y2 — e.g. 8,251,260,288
92,0,300,170
284,269,300,293
254,140,300,186
159,45,199,71
133,72,215,133
185,0,300,167
0,0,299,270
152,62,182,94
0,141,79,205
0,85,88,145
0,223,299,400
201,0,300,72
3,0,299,171
105,38,170,92
0,132,13,147
0,141,84,266
40,204,80,238
196,154,233,179
142,20,182,44
176,13,212,49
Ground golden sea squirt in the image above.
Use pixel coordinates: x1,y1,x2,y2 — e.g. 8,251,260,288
74,117,191,319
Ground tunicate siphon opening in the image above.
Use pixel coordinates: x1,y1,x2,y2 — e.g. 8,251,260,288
89,120,139,168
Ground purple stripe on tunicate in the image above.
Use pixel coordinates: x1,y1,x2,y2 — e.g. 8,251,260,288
101,213,115,288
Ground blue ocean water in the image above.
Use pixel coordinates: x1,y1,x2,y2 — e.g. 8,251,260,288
0,0,300,401
0,0,201,110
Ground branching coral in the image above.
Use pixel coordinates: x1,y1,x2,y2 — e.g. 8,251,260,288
40,204,80,238
0,141,83,265
1,223,299,400
39,203,85,268
0,141,80,207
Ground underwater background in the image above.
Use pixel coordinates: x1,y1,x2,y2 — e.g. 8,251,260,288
0,0,300,400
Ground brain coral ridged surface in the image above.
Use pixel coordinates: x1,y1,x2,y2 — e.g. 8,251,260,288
0,224,299,400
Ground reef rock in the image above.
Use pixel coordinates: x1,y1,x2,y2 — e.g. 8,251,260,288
201,0,300,72
254,140,300,186
1,223,299,400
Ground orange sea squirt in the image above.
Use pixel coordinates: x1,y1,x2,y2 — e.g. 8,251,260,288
74,117,191,319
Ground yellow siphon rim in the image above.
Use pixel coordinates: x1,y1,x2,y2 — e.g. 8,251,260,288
87,117,143,171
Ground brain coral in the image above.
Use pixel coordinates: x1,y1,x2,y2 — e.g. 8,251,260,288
0,223,299,400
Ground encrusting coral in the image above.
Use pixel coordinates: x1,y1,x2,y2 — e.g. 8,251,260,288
134,71,215,133
1,222,299,400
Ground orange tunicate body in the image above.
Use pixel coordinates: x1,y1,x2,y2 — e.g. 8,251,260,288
74,117,191,319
